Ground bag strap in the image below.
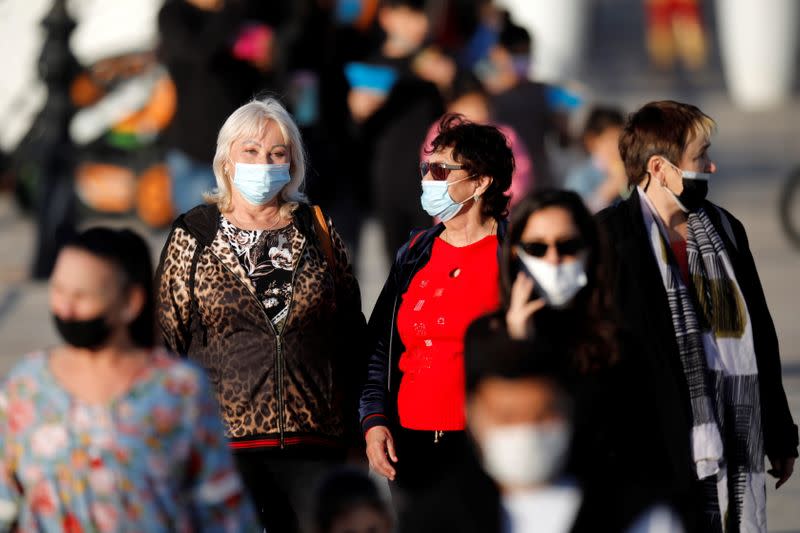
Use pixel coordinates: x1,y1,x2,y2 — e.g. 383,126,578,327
408,229,426,250
188,242,205,344
311,205,336,271
712,204,738,251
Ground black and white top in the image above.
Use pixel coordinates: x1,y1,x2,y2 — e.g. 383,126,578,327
220,215,298,331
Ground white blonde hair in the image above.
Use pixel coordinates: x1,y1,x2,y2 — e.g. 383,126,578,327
206,97,308,217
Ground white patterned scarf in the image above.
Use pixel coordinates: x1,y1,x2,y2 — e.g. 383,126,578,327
638,190,765,533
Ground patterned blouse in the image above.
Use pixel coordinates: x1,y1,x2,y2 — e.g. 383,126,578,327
220,215,299,332
0,350,259,532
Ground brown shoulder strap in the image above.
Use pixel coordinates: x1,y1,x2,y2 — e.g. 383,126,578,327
311,205,336,271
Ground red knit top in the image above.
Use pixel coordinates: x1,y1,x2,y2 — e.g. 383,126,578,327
396,234,501,431
671,239,690,286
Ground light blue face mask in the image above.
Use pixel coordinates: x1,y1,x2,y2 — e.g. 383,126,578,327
233,162,291,205
420,175,475,222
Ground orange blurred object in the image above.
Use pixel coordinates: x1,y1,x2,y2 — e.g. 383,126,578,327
645,0,707,71
75,163,137,213
136,164,174,227
114,76,178,136
70,73,104,107
355,0,379,32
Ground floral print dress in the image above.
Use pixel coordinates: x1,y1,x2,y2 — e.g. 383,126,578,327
0,350,259,532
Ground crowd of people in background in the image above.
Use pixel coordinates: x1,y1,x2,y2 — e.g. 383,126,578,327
0,1,797,533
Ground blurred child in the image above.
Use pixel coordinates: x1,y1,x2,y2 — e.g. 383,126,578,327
476,12,571,189
565,106,628,212
314,468,393,533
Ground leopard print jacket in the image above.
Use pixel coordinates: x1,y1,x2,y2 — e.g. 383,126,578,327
155,203,367,450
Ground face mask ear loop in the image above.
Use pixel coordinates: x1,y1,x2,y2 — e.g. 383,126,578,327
478,176,493,201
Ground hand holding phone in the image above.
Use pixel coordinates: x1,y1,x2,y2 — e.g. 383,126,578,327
506,271,546,340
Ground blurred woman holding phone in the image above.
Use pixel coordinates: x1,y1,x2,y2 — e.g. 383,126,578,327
500,189,613,346
468,189,668,504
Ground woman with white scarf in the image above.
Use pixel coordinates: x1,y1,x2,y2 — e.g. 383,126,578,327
597,100,797,533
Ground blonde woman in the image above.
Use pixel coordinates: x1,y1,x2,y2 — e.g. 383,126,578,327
156,97,367,533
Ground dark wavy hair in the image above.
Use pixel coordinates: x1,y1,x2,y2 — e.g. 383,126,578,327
500,189,618,373
426,113,514,220
65,227,156,348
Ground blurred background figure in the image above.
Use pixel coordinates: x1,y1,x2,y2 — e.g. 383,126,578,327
158,0,277,218
421,72,534,209
400,332,685,532
564,106,628,212
278,0,379,259
345,0,444,259
313,468,393,533
644,0,708,72
492,0,588,83
0,0,60,204
475,12,572,189
0,227,258,531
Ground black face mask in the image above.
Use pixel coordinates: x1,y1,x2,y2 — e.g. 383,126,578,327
53,313,112,350
662,159,711,212
676,178,709,212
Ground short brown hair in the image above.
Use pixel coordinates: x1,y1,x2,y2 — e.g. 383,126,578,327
619,100,715,186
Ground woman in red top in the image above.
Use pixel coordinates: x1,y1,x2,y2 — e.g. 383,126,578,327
359,114,514,503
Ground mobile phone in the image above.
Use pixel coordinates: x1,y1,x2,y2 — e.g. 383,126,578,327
515,258,546,301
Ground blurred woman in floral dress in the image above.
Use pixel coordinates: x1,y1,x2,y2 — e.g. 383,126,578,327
0,227,258,532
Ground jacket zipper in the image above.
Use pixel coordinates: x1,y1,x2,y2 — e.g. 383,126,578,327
209,239,307,449
278,240,306,448
386,295,399,392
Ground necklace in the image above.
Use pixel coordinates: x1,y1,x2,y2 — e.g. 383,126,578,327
442,219,497,278
441,219,497,247
229,207,284,231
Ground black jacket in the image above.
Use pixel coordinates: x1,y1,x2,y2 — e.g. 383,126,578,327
596,191,798,491
399,445,659,533
358,221,508,434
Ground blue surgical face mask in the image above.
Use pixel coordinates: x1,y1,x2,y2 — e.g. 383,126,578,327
420,175,475,222
233,162,291,205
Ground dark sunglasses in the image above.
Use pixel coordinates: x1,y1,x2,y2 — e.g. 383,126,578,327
420,161,468,181
518,238,585,258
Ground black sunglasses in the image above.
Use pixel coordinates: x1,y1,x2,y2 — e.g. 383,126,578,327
518,238,585,258
420,161,468,181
